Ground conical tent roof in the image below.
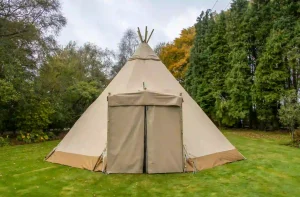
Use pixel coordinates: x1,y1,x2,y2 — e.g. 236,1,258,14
46,42,244,173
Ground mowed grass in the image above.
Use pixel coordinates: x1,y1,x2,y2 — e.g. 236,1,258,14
0,130,300,197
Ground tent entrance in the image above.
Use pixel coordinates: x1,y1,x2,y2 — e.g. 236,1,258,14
106,91,184,174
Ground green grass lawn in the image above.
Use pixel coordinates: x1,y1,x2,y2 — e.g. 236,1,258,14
1,130,300,197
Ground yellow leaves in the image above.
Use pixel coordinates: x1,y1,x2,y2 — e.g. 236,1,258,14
16,130,53,144
159,26,195,82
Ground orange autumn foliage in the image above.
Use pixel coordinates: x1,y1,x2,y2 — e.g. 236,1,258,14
159,27,195,83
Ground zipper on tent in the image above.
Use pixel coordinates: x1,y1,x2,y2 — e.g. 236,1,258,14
143,106,148,173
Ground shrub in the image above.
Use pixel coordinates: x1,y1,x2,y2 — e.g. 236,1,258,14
16,130,56,144
0,135,10,147
278,91,300,143
16,97,55,132
294,130,300,146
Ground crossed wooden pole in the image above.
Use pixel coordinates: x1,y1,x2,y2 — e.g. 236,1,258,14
137,26,154,43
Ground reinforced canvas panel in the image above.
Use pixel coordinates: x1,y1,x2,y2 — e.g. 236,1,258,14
185,149,245,171
107,106,144,173
146,106,184,173
108,91,182,107
46,151,99,170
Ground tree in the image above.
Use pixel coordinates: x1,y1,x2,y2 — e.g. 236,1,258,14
0,0,66,76
154,42,166,56
110,29,139,77
15,91,54,132
38,42,109,129
0,79,19,133
63,81,100,124
225,0,253,125
208,11,231,126
279,91,300,142
253,0,300,130
253,29,289,129
286,20,300,100
184,0,300,129
159,27,195,83
0,0,66,37
0,0,66,132
0,79,19,105
185,10,216,119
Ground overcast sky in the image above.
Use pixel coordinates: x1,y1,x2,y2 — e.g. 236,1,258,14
58,0,231,50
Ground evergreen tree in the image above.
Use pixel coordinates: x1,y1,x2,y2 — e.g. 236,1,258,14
184,0,300,129
185,10,216,119
253,0,300,130
209,11,231,126
223,0,252,127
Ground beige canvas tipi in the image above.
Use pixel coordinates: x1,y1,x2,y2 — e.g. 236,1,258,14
46,28,245,173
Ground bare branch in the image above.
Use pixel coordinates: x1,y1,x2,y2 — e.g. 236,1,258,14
0,29,28,38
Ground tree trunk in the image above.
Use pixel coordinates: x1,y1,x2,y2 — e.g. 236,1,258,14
291,128,295,143
292,69,297,90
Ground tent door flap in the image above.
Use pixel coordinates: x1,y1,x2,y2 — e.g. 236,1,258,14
107,100,183,173
107,106,145,173
146,106,184,173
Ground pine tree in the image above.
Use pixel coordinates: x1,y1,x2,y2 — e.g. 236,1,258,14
184,0,300,129
185,10,216,119
253,0,300,130
223,0,252,127
207,11,232,126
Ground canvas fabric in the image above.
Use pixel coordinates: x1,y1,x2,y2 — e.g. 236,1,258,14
128,43,160,61
107,92,183,173
45,148,244,172
46,151,99,170
107,106,145,173
185,149,244,171
146,106,184,173
46,42,245,173
108,91,182,107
